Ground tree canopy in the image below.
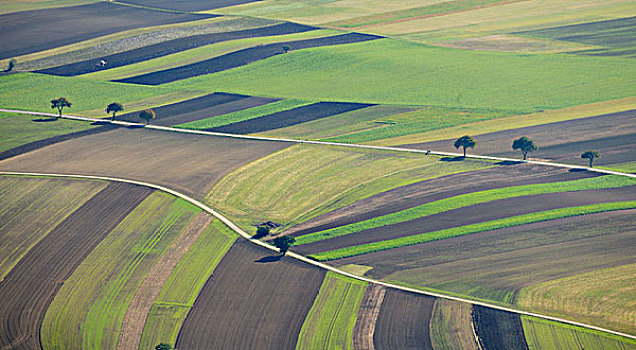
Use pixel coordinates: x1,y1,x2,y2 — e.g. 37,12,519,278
138,109,156,124
155,343,172,350
50,97,71,118
454,135,477,157
105,102,124,120
581,150,601,167
273,236,295,255
512,136,537,160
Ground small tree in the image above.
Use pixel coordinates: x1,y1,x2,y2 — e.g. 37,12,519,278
50,97,71,119
7,59,17,72
254,225,270,239
282,46,290,53
581,150,600,167
138,109,155,125
273,236,295,255
155,343,172,350
512,136,537,160
454,135,476,157
105,102,124,120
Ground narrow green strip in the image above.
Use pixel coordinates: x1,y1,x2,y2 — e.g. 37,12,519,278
296,175,635,245
310,201,636,261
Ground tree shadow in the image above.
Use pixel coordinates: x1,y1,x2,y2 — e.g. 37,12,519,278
495,160,524,166
126,124,145,129
91,120,110,126
440,156,465,162
255,255,282,263
569,168,591,173
32,118,58,122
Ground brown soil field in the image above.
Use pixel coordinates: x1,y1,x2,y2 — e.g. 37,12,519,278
0,182,152,350
334,210,636,303
36,22,316,77
175,240,325,350
286,163,596,237
115,33,382,85
115,0,260,12
473,305,529,350
0,128,289,199
296,186,636,255
116,92,278,126
0,2,215,60
210,102,375,134
353,284,386,350
403,110,636,166
373,289,435,350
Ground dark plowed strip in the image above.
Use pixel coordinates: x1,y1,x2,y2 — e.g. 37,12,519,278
0,125,117,161
373,289,434,350
287,164,598,237
36,23,316,77
0,182,152,350
114,33,383,85
209,102,375,134
472,306,529,350
116,92,278,126
296,186,636,255
176,240,325,350
0,2,215,60
115,0,260,12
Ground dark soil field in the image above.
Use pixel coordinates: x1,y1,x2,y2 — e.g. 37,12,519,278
334,210,636,303
295,186,636,255
404,110,636,166
114,33,382,85
0,128,289,199
473,306,529,350
36,22,316,77
373,289,435,350
0,182,152,350
286,164,597,237
0,2,215,60
116,92,278,126
115,0,261,12
210,102,375,134
176,240,325,350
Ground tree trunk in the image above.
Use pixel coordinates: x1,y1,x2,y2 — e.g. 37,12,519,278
589,158,593,167
463,147,466,157
523,151,527,160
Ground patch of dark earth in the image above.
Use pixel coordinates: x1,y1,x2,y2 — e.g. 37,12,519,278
286,164,598,237
0,2,216,60
113,33,383,85
209,102,375,134
36,22,316,76
115,0,262,12
473,306,529,350
294,186,636,255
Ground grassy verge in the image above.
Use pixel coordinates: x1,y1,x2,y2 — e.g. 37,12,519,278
176,99,312,130
521,316,636,349
296,272,367,350
41,193,200,350
139,220,236,349
310,201,636,261
599,161,636,174
296,175,635,245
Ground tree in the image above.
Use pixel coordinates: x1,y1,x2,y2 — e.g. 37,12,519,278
105,102,124,120
50,97,71,119
581,150,601,167
254,225,270,239
138,109,155,125
282,45,290,53
7,59,16,72
454,135,476,157
273,236,295,255
155,344,172,350
512,136,537,160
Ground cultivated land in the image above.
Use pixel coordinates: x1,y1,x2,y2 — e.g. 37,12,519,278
472,305,529,350
430,299,478,350
115,0,260,12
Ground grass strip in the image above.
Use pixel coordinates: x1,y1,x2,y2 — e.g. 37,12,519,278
296,272,367,350
296,175,635,245
310,200,636,261
175,99,312,130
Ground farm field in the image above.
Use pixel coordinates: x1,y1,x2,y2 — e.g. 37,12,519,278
115,0,260,12
429,299,478,350
472,305,529,349
0,0,98,14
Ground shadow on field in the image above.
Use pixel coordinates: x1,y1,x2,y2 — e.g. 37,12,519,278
569,168,592,173
255,255,282,263
126,124,145,129
32,118,58,122
495,160,524,166
440,156,465,162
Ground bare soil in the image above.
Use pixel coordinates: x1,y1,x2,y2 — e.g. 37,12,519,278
115,0,261,12
0,182,152,350
373,289,435,350
472,305,529,350
353,284,386,350
175,240,325,350
114,33,382,85
0,2,214,60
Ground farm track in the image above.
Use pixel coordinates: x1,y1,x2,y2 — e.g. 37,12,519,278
36,22,316,77
114,33,382,85
0,182,152,350
473,305,530,350
115,0,261,12
294,186,636,255
176,240,325,350
0,2,215,60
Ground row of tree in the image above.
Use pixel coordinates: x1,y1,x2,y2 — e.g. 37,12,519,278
50,97,156,124
454,135,601,167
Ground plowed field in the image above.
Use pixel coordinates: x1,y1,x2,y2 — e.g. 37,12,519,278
473,305,529,350
115,0,260,12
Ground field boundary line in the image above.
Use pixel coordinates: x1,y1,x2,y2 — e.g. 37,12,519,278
1,170,634,340
2,109,634,179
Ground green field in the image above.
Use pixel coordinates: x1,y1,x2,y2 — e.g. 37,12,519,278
311,200,636,261
0,176,105,280
41,192,200,350
522,316,636,350
165,38,634,110
429,299,478,350
296,272,367,350
139,220,236,350
296,176,636,245
0,0,98,14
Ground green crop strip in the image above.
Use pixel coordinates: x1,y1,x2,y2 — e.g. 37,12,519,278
521,316,636,348
296,175,635,245
175,99,312,130
296,272,367,350
310,200,636,261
